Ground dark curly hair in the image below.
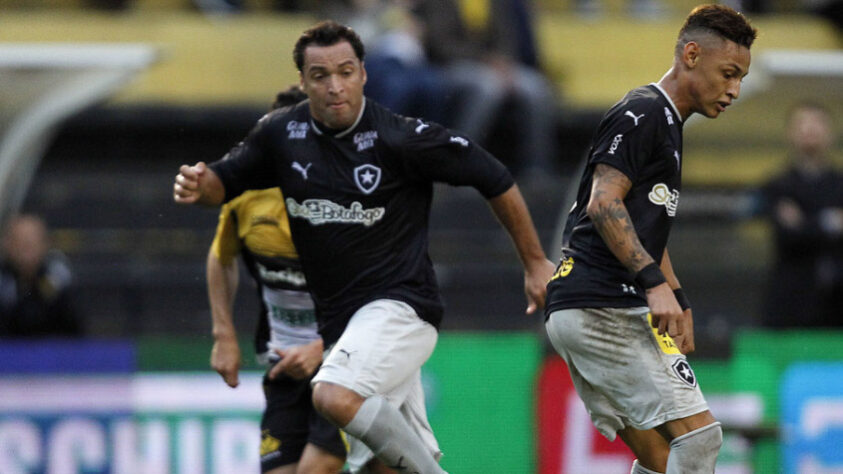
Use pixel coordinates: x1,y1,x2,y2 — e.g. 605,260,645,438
675,4,757,57
293,21,365,72
271,85,307,111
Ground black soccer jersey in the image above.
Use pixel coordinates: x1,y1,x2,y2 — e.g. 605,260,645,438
210,99,514,345
546,84,684,313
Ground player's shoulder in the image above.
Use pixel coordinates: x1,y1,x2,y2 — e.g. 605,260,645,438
600,85,676,135
366,99,449,145
607,85,666,120
367,99,414,134
258,101,310,131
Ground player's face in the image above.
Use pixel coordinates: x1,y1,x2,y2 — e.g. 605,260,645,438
300,41,367,130
688,39,751,119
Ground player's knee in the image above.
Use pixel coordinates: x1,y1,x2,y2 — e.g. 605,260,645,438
311,382,340,417
312,382,362,426
666,422,723,473
707,423,723,451
670,421,722,455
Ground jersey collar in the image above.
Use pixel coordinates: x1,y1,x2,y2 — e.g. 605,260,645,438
650,83,683,124
310,97,367,138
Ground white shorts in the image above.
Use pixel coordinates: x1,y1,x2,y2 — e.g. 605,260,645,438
545,306,709,441
311,299,441,473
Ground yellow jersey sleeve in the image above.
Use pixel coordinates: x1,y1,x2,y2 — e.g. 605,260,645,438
210,188,298,262
210,198,242,265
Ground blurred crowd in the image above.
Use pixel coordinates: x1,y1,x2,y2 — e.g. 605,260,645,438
60,0,839,34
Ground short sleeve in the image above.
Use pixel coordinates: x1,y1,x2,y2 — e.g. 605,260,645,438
395,118,514,198
210,200,241,265
590,104,659,182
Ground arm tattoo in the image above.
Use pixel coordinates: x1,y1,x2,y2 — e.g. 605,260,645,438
589,165,653,272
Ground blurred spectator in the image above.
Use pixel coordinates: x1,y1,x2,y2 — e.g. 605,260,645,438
415,0,561,178
0,214,81,337
758,103,843,328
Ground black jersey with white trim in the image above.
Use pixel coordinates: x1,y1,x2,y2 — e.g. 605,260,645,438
546,84,684,313
210,99,514,345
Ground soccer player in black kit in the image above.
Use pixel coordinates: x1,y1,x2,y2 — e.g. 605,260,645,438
174,21,555,474
544,5,756,474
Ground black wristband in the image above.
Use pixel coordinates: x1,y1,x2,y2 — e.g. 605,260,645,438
634,262,666,290
673,288,691,311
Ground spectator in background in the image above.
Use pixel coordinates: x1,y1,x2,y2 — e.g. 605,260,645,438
416,0,561,179
0,214,81,337
759,102,843,328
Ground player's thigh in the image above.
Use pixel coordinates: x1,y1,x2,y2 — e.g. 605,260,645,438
260,373,313,472
313,299,437,399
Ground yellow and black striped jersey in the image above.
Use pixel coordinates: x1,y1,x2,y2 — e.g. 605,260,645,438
211,187,317,360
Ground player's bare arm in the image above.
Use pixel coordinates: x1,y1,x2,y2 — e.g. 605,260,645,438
587,164,652,271
207,250,242,388
661,248,695,354
487,184,556,314
587,164,684,338
269,339,324,380
173,161,226,206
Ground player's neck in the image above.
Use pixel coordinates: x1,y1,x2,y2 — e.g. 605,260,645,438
657,67,692,121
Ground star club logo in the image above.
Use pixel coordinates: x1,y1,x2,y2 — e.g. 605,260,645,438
672,359,697,387
354,164,381,195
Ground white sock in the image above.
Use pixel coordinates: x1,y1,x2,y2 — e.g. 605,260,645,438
630,459,663,474
344,395,445,474
666,422,723,474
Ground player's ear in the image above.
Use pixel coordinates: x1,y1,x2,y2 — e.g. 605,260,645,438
298,71,307,92
683,41,701,69
361,61,367,85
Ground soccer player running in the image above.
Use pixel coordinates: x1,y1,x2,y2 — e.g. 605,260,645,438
175,21,555,474
206,86,347,474
544,5,756,474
